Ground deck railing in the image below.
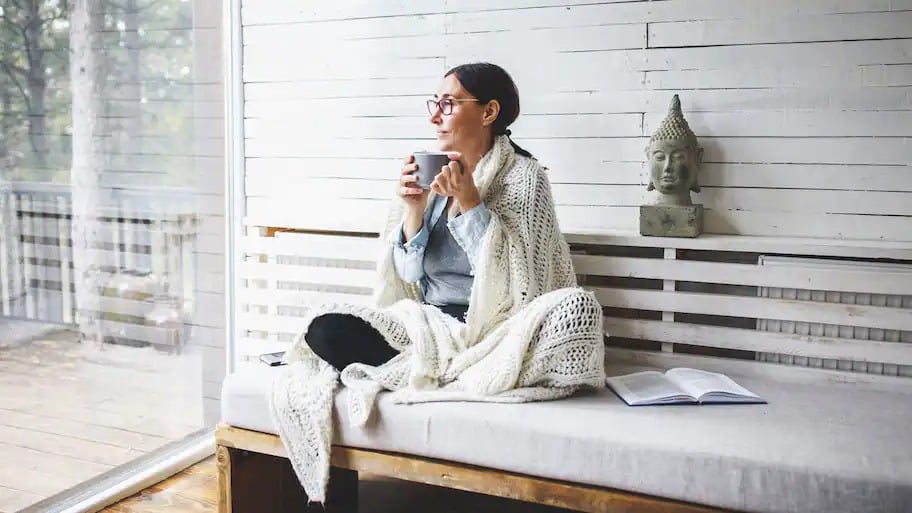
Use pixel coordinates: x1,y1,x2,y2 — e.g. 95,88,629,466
0,182,198,350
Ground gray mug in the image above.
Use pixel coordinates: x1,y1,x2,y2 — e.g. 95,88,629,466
412,151,452,190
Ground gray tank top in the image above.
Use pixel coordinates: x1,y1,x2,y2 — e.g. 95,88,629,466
422,205,473,307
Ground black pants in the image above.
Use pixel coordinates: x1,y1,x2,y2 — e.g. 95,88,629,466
305,304,468,371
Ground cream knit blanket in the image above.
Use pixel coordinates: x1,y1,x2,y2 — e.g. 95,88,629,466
269,136,606,503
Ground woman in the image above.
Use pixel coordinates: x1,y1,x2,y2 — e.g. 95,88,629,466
297,63,586,370
301,62,602,371
393,62,533,323
272,62,605,503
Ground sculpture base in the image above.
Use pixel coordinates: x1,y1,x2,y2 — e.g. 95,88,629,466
639,204,704,238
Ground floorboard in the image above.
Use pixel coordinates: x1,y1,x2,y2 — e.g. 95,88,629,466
0,327,203,512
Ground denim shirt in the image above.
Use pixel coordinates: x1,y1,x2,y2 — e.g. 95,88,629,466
392,194,492,304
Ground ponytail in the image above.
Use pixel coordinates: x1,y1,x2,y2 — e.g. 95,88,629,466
499,129,533,159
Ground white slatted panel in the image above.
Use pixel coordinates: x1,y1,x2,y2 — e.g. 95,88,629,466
2,189,199,353
757,256,912,377
235,229,912,374
576,237,912,369
237,230,379,362
241,0,912,240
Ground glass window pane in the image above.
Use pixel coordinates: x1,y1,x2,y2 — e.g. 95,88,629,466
0,0,225,509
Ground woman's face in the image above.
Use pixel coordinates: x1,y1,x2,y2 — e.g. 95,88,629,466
429,74,488,153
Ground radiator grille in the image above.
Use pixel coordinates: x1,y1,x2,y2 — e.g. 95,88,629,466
757,256,912,377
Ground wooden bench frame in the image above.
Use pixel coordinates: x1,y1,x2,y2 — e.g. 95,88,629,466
215,424,727,513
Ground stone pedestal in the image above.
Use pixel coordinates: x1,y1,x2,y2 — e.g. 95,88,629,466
639,204,703,238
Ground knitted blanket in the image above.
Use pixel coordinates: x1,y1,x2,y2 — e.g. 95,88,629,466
269,136,607,503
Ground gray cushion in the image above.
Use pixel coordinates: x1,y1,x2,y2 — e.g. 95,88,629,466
222,364,912,513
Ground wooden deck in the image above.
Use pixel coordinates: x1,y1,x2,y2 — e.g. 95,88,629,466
0,323,204,513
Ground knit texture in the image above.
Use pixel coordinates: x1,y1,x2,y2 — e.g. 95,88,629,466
268,135,607,503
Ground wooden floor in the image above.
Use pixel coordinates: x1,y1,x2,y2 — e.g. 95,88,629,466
102,458,219,513
0,325,204,513
104,457,576,513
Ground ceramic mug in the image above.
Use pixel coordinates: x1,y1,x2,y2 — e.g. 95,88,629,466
412,151,453,189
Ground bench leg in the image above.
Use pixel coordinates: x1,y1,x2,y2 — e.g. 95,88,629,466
217,445,358,513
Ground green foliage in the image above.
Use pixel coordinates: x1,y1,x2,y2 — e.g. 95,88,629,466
1,0,197,185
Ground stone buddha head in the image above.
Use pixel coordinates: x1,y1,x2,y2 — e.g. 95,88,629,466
645,95,702,206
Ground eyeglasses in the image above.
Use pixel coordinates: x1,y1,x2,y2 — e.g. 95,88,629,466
426,97,481,116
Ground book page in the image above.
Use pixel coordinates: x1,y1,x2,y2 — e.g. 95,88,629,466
665,368,762,402
606,371,693,405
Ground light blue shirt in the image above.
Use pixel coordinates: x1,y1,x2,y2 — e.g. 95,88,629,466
393,194,492,304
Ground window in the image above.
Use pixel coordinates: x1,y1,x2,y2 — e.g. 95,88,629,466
0,1,226,509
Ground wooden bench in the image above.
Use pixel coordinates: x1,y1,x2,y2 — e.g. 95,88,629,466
216,225,912,513
215,425,726,513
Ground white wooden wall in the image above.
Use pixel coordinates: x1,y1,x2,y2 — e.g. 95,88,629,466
240,0,912,241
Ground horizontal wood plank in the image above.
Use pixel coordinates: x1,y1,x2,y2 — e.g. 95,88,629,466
245,176,397,200
554,205,912,241
246,87,912,117
243,77,441,101
643,110,912,138
239,288,372,309
244,24,647,55
648,11,912,47
241,0,449,25
242,0,909,26
245,197,392,233
645,64,912,89
0,485,43,513
564,232,912,260
240,313,328,334
245,158,649,186
592,287,912,332
444,39,912,71
244,221,912,260
238,261,375,288
244,157,911,192
242,13,447,41
0,466,80,498
331,446,724,513
698,164,912,193
240,233,379,258
243,55,446,82
605,347,912,388
606,318,912,366
0,442,111,483
573,255,912,296
244,135,912,167
244,41,912,90
0,425,143,468
245,175,912,217
444,0,908,32
246,112,646,139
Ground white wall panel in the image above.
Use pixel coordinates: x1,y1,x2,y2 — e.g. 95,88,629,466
648,12,912,47
241,0,912,241
443,0,908,30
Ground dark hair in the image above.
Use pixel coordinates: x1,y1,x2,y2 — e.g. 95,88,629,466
444,62,533,158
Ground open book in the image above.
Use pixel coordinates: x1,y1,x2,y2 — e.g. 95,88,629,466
606,368,766,406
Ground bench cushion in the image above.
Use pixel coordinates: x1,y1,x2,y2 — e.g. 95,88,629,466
222,364,912,513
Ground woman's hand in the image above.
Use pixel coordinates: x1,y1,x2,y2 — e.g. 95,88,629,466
398,154,429,212
430,152,482,212
398,155,428,242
